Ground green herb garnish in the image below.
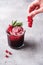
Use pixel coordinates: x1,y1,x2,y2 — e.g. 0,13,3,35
12,20,17,26
12,20,22,27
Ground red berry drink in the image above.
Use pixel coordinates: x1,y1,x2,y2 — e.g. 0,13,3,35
6,21,25,49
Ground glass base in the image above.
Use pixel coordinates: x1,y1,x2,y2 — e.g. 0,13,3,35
9,43,24,49
17,43,24,49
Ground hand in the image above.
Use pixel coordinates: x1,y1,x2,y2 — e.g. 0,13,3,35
28,0,43,18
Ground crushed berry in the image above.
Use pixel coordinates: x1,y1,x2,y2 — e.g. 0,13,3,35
5,50,9,53
5,55,9,58
5,50,12,55
12,26,23,35
9,52,12,55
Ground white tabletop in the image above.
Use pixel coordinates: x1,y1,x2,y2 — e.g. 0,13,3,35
0,0,43,65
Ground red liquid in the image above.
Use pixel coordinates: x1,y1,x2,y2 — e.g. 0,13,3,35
7,34,24,49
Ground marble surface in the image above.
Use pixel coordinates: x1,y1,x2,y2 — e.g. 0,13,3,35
0,0,43,65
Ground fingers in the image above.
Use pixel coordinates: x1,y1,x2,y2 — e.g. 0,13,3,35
27,0,40,17
28,7,43,17
28,10,39,17
28,0,40,13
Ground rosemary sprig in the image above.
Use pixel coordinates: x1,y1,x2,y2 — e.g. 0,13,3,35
12,20,22,27
12,20,17,26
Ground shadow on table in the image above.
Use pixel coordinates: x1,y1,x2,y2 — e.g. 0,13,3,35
24,41,37,49
20,39,38,51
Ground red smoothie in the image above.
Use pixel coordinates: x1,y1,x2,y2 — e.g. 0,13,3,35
6,22,25,49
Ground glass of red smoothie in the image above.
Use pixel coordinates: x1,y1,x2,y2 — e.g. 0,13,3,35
6,21,25,49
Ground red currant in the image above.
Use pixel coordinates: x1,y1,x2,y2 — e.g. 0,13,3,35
5,55,9,58
27,16,33,27
5,50,9,53
27,16,33,22
9,52,12,55
28,22,32,27
7,25,13,34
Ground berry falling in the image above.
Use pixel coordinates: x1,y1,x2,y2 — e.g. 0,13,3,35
27,16,33,27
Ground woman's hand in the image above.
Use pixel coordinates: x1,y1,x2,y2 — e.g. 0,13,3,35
28,0,43,18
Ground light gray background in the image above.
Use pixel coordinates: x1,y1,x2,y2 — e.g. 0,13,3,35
0,0,43,65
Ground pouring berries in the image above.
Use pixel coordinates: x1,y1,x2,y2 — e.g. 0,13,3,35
27,16,33,27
